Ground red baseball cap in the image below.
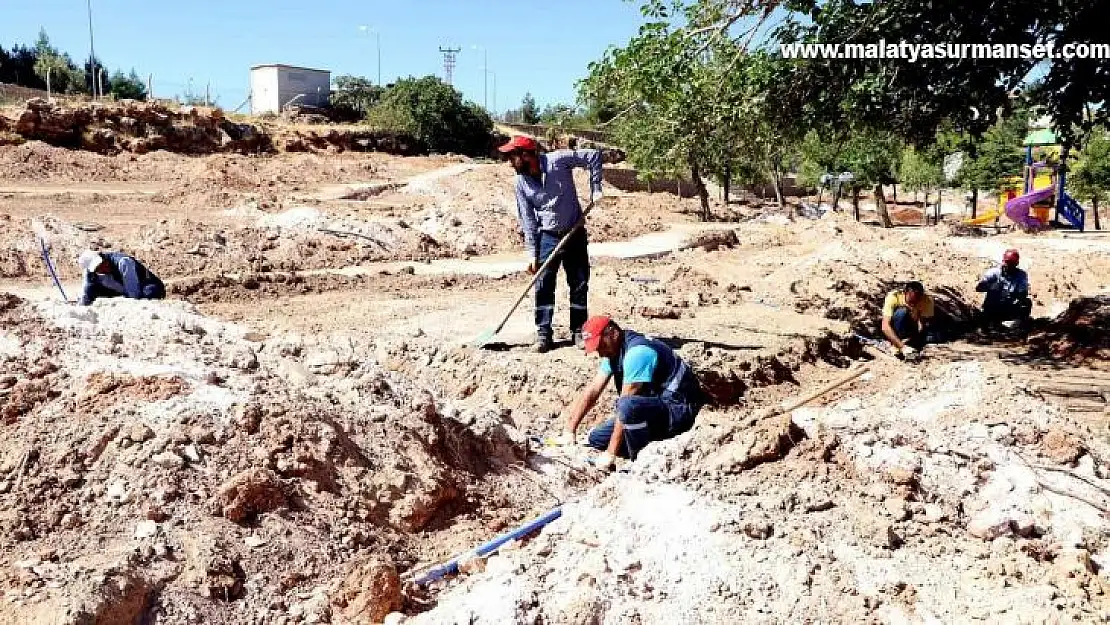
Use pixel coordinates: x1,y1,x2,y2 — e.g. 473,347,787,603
580,315,612,353
498,135,538,153
1002,248,1019,266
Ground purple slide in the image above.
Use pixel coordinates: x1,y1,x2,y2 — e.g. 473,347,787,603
1005,186,1055,229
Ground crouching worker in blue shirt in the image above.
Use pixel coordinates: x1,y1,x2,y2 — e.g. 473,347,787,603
552,315,704,470
77,250,165,306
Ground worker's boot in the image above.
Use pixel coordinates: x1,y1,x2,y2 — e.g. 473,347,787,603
572,331,585,350
532,337,554,354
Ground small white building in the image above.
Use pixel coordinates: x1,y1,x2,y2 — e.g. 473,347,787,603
249,64,331,115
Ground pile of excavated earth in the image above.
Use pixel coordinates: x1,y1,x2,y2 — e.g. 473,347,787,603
0,98,428,157
3,129,1110,624
0,292,542,624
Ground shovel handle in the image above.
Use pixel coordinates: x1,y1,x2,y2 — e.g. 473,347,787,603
39,236,70,303
490,202,594,335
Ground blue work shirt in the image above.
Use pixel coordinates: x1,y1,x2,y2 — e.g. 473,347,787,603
513,149,604,258
976,265,1029,307
599,345,658,384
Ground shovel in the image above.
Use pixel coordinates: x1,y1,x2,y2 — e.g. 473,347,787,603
39,235,71,303
473,201,594,348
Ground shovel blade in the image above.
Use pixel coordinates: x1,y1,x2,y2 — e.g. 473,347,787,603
471,328,497,348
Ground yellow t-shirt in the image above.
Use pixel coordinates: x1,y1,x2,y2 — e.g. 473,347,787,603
882,290,935,320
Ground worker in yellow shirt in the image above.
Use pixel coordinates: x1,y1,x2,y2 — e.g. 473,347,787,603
880,281,934,360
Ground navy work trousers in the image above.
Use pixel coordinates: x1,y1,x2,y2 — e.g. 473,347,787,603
534,228,589,341
587,393,700,460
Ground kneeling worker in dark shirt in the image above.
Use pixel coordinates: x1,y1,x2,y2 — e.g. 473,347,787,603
77,250,165,306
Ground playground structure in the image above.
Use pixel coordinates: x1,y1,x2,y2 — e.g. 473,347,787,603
964,128,1087,231
1008,129,1085,231
963,175,1020,226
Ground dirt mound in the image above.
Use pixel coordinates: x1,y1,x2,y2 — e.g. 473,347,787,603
78,373,187,414
272,125,423,156
2,210,481,286
0,294,65,425
149,151,384,210
171,272,374,303
1026,296,1110,363
694,331,861,405
8,98,270,155
0,140,191,182
370,165,680,257
414,360,1110,624
0,297,539,624
172,270,507,306
1,99,432,158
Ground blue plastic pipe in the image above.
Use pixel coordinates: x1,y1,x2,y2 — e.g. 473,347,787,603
39,237,70,303
414,506,563,585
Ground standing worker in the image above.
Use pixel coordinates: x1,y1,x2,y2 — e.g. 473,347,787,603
880,281,935,360
552,315,703,469
499,135,605,353
77,250,165,306
976,248,1032,329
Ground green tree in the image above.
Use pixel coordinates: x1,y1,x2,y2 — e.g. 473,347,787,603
108,69,147,100
330,75,383,120
580,10,742,220
583,94,619,126
1071,130,1110,230
520,93,539,124
959,111,1028,216
899,146,946,223
539,103,576,125
899,147,944,204
0,43,46,89
83,56,111,96
798,129,901,223
719,51,804,209
723,0,1107,147
841,132,903,225
366,76,493,156
32,29,84,95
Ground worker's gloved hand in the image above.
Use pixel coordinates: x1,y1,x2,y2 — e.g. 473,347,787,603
588,452,616,470
899,345,918,361
526,260,538,275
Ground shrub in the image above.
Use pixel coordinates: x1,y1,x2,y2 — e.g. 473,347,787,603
366,76,492,156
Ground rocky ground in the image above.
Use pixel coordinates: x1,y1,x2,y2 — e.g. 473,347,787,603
3,136,1110,624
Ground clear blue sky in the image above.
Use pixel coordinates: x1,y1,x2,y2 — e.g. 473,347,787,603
3,0,649,111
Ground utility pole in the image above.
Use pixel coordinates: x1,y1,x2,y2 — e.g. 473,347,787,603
147,74,152,100
86,0,97,97
359,26,382,86
439,46,461,85
98,69,105,99
205,82,211,107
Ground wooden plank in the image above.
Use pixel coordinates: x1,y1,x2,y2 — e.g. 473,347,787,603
1062,400,1110,413
1018,376,1110,390
762,365,871,419
1033,385,1106,399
